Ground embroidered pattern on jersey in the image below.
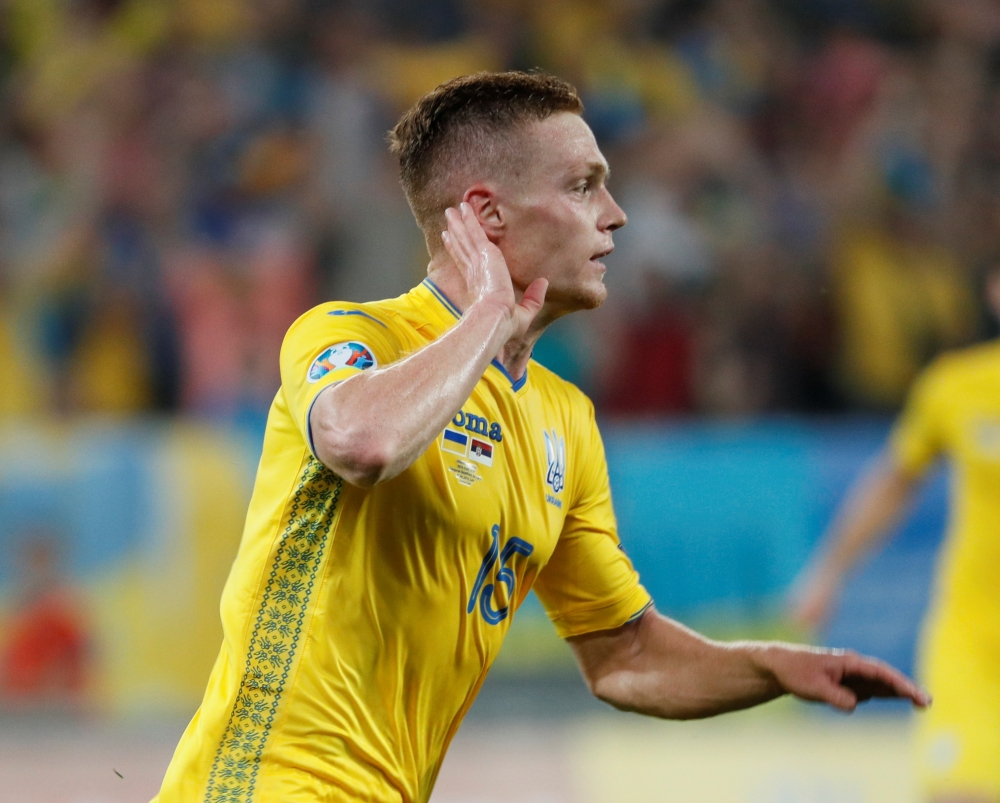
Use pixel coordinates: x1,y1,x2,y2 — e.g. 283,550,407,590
204,460,343,803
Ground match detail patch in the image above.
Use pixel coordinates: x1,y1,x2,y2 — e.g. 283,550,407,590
307,342,376,383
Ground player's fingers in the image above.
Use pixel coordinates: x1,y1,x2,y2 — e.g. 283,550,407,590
827,683,859,712
459,202,492,253
441,227,470,275
447,204,482,265
840,654,930,707
444,207,476,265
459,204,501,282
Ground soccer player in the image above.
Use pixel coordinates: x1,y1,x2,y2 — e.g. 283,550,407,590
154,72,928,803
792,269,1000,803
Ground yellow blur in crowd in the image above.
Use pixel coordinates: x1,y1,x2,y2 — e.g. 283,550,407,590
0,0,992,425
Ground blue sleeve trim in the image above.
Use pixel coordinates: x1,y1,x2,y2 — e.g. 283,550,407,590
305,384,339,460
625,600,654,623
327,309,388,328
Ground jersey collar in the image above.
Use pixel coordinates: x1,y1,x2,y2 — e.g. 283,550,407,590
415,278,529,393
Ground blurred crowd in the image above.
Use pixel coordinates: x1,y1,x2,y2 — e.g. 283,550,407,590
1,0,1000,421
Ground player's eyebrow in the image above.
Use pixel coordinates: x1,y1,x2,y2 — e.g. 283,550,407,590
585,161,609,182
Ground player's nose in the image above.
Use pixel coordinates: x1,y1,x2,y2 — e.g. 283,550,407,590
603,190,627,232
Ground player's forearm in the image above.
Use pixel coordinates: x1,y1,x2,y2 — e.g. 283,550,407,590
310,300,510,486
816,453,916,577
572,612,781,720
573,608,929,718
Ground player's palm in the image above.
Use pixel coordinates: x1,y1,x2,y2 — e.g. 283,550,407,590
442,203,547,340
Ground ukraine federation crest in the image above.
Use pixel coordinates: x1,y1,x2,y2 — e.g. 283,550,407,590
543,428,566,494
308,342,376,383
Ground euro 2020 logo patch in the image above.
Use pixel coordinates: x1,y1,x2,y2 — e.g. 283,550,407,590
544,428,566,494
308,342,376,383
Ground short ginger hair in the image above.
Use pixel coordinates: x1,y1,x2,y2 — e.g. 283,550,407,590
389,71,584,234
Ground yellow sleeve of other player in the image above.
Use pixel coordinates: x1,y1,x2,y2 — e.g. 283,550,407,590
533,400,652,638
890,358,951,477
279,303,405,455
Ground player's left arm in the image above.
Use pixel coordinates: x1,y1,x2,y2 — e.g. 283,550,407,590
568,608,930,719
538,400,929,719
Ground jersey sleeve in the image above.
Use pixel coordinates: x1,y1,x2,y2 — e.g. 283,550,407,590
889,359,950,477
280,304,405,456
533,399,652,639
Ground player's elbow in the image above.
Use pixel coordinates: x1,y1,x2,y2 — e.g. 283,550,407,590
312,415,395,488
587,670,635,712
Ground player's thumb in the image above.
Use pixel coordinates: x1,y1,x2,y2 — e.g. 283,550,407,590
516,278,548,322
826,681,858,712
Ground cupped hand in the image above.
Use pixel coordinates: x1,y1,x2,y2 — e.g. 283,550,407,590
763,644,931,712
441,202,547,340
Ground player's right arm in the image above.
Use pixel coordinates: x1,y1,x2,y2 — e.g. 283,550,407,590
790,360,950,629
309,203,546,487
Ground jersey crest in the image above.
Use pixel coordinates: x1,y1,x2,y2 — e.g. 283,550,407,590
544,428,566,494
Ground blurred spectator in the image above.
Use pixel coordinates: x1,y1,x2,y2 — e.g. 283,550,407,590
0,0,998,423
0,532,90,712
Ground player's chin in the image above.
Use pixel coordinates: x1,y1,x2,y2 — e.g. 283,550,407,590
545,272,607,312
567,282,607,311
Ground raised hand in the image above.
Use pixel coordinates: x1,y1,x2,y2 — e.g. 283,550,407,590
762,644,931,712
441,202,547,340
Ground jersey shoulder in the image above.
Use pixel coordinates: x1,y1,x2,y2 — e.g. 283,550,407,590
290,293,413,336
279,295,421,388
528,359,596,416
923,340,1000,393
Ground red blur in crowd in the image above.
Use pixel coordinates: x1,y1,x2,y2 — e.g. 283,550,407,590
0,539,89,709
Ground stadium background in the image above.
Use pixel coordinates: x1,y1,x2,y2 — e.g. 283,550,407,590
0,0,994,800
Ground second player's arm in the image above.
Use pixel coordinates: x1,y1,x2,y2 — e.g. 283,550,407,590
310,203,546,487
790,451,921,628
568,608,930,719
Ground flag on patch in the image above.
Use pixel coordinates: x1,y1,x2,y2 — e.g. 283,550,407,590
441,429,468,456
468,438,493,467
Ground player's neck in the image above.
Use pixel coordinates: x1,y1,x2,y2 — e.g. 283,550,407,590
425,261,549,383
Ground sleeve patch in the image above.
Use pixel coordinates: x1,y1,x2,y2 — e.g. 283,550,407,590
307,342,377,383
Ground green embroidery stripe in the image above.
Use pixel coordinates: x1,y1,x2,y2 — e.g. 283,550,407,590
205,459,342,803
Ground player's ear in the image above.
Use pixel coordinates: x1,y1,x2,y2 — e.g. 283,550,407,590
463,185,504,241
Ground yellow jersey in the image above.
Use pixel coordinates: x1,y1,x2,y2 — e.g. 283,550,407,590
891,340,1000,618
154,279,651,803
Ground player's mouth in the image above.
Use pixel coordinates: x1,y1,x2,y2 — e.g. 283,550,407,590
589,246,613,269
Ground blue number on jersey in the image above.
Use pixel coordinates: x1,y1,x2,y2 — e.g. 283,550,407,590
467,524,534,625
